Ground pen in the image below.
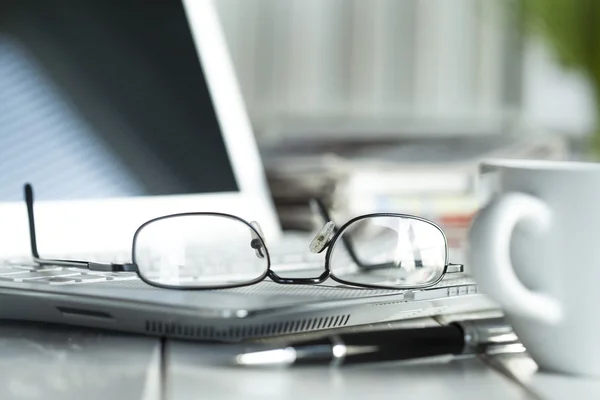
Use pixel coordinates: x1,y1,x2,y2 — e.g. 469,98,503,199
233,317,518,367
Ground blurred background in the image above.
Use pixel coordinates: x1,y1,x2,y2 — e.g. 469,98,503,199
215,0,592,243
0,0,597,246
214,0,595,142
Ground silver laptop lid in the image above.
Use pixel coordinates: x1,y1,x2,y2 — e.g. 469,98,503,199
0,0,280,257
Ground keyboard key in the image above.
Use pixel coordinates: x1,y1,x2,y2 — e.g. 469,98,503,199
2,258,38,267
0,266,64,276
0,267,34,276
35,275,110,285
85,271,138,279
35,277,80,284
3,270,81,282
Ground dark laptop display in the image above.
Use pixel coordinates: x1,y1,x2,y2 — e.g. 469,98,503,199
0,0,238,201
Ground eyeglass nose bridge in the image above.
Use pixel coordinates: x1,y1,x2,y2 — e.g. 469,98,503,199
267,269,330,285
264,221,335,285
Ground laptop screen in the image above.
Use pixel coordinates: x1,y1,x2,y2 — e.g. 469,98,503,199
0,0,239,202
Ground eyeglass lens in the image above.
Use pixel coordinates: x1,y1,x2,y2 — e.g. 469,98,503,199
133,214,446,290
328,216,447,288
133,215,269,288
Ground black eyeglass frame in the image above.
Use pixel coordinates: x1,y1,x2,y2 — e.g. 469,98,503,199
24,183,463,290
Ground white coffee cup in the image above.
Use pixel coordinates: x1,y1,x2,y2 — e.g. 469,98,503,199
468,159,600,376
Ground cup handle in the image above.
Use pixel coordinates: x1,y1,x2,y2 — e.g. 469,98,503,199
468,193,562,325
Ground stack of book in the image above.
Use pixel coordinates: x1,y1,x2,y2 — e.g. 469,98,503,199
261,134,569,255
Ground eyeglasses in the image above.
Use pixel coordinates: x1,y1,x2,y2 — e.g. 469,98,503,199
24,183,463,290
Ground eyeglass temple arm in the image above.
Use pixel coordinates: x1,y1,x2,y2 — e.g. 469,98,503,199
23,183,137,273
309,199,464,273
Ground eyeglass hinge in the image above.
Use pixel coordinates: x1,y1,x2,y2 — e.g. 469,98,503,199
446,263,464,274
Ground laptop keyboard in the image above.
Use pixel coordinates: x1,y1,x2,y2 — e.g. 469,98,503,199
0,238,325,286
0,263,139,285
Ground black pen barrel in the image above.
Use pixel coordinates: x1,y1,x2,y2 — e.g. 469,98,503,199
235,319,512,367
341,325,465,365
292,338,336,365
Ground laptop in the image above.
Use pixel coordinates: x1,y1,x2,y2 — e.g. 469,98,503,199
0,0,496,342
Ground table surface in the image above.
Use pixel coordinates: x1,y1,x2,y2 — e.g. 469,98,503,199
0,318,598,400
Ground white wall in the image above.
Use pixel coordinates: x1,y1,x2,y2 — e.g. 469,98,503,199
214,0,521,140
